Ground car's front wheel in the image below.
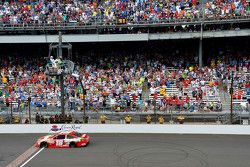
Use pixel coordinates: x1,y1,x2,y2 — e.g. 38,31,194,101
69,142,76,148
40,142,48,148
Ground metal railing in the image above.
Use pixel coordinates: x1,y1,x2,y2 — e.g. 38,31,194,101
0,16,249,31
0,102,248,124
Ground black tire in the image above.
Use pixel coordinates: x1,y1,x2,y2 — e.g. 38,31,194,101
40,142,48,148
69,142,76,148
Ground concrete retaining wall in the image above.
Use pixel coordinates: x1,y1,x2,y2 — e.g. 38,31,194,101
0,124,250,135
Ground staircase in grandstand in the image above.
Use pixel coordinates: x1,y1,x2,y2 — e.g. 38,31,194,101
202,84,221,111
141,85,150,102
219,89,231,112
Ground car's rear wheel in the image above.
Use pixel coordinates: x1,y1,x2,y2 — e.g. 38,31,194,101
40,142,48,148
69,142,76,148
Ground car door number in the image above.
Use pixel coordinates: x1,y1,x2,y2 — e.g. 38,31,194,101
56,140,63,146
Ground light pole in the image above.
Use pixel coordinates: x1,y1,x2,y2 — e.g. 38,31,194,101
199,0,204,68
82,83,87,123
58,32,66,118
154,99,157,124
10,101,13,124
72,74,87,123
28,97,31,124
60,74,65,118
230,71,234,124
170,104,173,124
248,103,250,125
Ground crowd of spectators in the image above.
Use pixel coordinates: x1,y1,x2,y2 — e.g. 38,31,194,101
205,0,250,19
35,112,73,123
0,41,249,115
0,0,249,26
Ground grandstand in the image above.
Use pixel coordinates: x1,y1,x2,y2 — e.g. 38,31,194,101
0,0,249,124
0,0,249,28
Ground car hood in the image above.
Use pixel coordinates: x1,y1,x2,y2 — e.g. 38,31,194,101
81,134,88,138
38,134,54,141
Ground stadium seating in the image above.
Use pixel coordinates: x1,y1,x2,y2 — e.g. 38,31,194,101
0,43,249,116
0,0,249,26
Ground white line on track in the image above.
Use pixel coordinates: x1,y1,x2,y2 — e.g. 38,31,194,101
19,148,44,167
6,146,40,167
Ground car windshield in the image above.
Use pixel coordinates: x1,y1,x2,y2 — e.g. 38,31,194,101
47,134,56,137
74,132,82,137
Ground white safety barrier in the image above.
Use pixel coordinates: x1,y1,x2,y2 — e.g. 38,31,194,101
1,124,250,135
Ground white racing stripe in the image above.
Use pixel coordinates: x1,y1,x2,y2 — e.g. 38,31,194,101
19,148,44,167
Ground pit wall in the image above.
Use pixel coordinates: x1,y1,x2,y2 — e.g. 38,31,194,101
1,124,250,135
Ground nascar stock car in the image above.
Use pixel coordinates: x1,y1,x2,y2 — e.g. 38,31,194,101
35,131,90,148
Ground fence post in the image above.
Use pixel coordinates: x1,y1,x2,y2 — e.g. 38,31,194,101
28,97,31,124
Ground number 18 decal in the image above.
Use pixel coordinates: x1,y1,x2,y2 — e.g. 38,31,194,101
56,140,63,146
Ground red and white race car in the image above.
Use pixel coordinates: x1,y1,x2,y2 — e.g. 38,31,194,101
35,131,90,148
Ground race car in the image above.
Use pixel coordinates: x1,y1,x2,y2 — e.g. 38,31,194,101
35,131,90,148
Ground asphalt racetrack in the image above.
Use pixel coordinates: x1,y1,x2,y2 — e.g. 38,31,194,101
1,134,250,167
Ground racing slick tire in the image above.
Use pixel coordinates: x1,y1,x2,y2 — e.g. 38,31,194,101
69,142,76,148
40,142,48,148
